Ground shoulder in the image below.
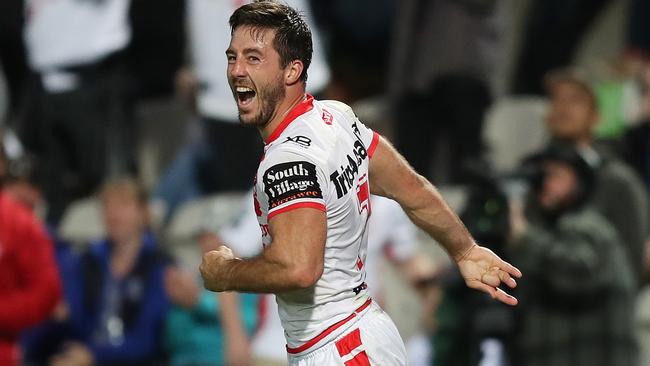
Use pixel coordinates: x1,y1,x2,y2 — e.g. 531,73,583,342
318,100,364,129
0,192,49,243
263,130,328,172
560,208,618,240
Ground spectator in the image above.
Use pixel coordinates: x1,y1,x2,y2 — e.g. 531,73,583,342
0,135,61,366
309,0,394,102
164,229,258,366
508,142,637,366
623,63,650,192
3,153,42,211
388,0,504,183
0,0,28,125
40,177,170,366
543,67,649,285
511,0,613,95
21,0,137,225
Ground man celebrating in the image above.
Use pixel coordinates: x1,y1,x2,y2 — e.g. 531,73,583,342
200,2,521,365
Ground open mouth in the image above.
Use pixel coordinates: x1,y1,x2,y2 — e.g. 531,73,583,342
236,86,256,107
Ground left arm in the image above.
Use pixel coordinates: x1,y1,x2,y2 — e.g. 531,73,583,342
200,207,327,293
369,136,522,305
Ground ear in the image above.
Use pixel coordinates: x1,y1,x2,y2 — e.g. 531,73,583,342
284,60,304,85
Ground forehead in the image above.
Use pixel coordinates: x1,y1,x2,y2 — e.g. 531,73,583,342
229,25,277,51
549,81,593,101
543,160,575,175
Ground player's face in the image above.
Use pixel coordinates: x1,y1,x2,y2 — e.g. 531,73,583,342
227,26,286,127
546,82,597,142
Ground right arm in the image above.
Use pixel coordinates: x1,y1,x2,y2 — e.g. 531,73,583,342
369,136,522,305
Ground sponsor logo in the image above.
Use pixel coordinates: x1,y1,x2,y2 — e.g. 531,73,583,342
322,109,333,125
356,173,371,214
263,161,322,209
283,135,312,148
329,140,368,198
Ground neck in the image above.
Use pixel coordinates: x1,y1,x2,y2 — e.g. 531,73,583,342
110,234,143,278
259,88,306,142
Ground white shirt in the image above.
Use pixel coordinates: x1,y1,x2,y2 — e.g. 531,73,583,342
253,95,379,348
24,0,131,71
187,0,330,121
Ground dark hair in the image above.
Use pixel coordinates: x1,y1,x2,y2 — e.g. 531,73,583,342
229,1,313,82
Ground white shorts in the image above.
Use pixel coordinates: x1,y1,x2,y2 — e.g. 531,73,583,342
286,300,407,366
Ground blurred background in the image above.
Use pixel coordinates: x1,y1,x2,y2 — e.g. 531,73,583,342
1,0,650,365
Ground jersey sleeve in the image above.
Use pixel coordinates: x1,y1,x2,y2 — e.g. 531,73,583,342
325,100,380,158
259,147,328,220
355,120,380,159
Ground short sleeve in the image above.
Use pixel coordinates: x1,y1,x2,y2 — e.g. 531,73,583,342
355,121,380,159
325,100,380,158
259,147,328,220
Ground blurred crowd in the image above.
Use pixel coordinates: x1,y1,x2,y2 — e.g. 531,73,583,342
1,0,650,365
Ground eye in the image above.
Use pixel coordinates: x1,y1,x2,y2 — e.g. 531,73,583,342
226,55,236,63
248,55,260,63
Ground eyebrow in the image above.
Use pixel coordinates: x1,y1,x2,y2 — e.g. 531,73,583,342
225,47,263,55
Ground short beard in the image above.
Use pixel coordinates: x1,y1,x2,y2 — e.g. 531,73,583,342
239,75,286,128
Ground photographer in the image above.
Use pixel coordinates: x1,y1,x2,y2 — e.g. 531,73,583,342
508,143,637,366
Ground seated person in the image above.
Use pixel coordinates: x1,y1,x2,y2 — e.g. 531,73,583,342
164,227,258,366
24,177,171,366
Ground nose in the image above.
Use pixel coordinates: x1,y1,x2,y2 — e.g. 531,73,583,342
229,57,247,78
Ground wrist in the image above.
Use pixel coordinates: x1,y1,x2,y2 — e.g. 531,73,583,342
222,258,243,292
453,243,477,263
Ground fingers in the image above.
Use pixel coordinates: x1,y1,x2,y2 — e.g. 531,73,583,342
497,269,517,289
468,280,519,306
493,287,518,306
480,267,517,289
498,258,523,278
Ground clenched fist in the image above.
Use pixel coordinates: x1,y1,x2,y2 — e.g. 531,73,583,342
200,245,236,292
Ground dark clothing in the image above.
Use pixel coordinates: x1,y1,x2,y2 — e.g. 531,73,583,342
388,0,501,183
127,0,185,99
623,120,650,190
592,146,649,285
0,192,61,366
19,54,136,225
512,0,612,95
509,208,638,366
394,74,491,183
0,0,27,122
22,232,170,366
196,118,263,193
627,0,650,57
434,270,514,366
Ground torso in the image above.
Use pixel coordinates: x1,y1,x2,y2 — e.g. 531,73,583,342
253,95,379,347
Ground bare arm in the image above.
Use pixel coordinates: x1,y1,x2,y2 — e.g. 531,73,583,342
369,136,522,305
200,208,326,293
369,137,474,261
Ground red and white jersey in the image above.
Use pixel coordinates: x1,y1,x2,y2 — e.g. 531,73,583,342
253,94,379,349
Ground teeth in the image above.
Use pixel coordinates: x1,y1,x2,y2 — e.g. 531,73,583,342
236,87,254,93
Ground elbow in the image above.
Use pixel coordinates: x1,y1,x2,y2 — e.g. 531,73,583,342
290,264,323,289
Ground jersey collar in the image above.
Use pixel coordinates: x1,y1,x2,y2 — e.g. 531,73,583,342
265,94,314,144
